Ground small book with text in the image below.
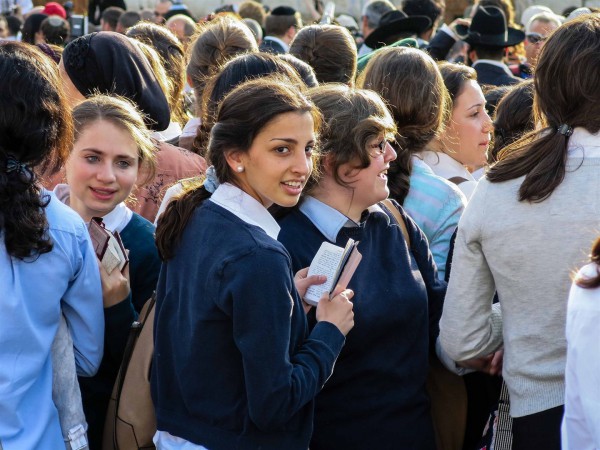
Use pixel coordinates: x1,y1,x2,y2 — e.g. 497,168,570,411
304,238,362,306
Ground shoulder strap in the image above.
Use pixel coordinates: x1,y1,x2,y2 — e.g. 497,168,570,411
448,176,468,186
381,199,410,248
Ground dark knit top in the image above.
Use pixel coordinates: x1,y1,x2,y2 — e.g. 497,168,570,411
278,200,446,450
80,212,160,449
151,200,346,450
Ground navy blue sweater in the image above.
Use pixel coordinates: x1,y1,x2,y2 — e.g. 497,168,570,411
151,200,346,450
278,201,446,450
80,212,160,449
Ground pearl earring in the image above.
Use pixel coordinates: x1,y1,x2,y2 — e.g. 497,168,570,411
236,166,244,173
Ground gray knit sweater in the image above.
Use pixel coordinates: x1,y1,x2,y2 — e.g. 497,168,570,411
440,129,600,417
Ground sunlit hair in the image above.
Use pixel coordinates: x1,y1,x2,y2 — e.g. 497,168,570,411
187,16,258,114
488,15,600,202
305,83,396,192
360,47,450,203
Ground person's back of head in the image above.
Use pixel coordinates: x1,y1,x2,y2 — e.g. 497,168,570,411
6,15,23,38
242,18,263,45
359,46,450,202
264,5,301,39
187,16,258,106
289,24,357,85
278,53,318,88
362,0,395,37
238,0,266,27
195,51,301,154
22,13,48,45
489,80,533,162
127,21,187,125
401,0,444,36
101,6,124,32
117,11,142,34
488,15,600,202
0,41,73,259
39,15,69,46
470,44,505,61
165,14,197,46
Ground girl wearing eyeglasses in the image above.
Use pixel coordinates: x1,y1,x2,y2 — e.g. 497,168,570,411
278,84,447,450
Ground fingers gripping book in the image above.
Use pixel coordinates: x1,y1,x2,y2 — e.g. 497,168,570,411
304,238,362,306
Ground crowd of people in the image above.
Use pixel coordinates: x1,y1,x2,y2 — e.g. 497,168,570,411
1,0,599,449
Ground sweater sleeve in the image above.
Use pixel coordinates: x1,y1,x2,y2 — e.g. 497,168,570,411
219,246,345,431
439,181,503,361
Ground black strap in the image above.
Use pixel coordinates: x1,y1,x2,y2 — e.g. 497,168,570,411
448,176,468,186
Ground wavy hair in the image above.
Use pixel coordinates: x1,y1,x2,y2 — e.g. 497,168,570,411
0,42,73,259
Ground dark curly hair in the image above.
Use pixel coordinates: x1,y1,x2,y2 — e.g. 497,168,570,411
0,42,73,260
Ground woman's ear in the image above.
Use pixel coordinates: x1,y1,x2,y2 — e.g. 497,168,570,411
224,150,245,174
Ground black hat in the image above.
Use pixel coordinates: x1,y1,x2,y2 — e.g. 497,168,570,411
455,6,525,48
364,10,431,49
62,32,170,131
271,6,296,16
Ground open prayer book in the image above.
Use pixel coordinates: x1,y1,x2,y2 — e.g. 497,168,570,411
304,239,362,306
88,217,129,274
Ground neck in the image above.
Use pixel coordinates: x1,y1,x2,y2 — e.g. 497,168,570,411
68,196,95,223
310,178,364,223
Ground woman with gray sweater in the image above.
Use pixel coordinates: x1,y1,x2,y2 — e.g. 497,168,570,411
439,15,600,450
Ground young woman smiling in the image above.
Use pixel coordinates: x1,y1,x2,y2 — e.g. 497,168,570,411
421,63,493,199
54,94,162,448
278,84,447,450
152,77,354,450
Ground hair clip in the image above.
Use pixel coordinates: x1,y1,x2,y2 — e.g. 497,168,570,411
5,155,34,184
557,124,573,137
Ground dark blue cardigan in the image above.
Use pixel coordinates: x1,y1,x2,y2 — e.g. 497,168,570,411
80,212,160,449
151,200,345,450
278,201,446,450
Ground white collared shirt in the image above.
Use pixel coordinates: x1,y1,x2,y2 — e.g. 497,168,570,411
152,121,183,142
299,196,386,242
263,35,289,52
418,151,477,200
209,182,280,240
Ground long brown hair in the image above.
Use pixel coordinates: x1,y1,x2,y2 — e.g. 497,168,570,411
359,47,450,203
156,76,319,260
487,15,600,202
0,42,73,259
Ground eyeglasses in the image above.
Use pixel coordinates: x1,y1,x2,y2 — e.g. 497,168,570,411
368,139,389,158
526,33,548,44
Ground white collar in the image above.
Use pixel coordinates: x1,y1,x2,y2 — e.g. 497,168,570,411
152,121,183,142
418,150,475,182
264,35,289,52
472,59,514,77
52,183,132,232
209,182,280,240
568,128,600,158
181,117,201,138
299,196,386,242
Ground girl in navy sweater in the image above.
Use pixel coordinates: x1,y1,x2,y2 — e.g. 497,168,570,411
278,84,447,450
55,95,161,448
152,77,354,450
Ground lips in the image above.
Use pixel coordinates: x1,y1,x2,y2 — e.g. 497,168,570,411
90,186,117,200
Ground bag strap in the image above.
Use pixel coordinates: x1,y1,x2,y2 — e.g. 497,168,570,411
380,199,410,248
112,292,156,450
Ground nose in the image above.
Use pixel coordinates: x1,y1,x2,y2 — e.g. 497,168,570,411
483,111,493,133
292,149,311,176
384,141,397,162
96,162,117,183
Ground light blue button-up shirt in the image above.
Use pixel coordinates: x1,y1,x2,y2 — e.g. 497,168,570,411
0,190,104,450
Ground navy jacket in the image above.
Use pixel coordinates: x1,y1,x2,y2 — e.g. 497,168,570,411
473,61,521,87
278,201,446,450
151,201,345,450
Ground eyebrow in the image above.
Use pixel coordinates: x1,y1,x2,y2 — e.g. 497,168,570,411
270,138,298,143
467,103,485,110
81,148,137,160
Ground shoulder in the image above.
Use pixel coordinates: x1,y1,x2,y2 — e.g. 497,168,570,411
44,190,88,239
155,140,207,171
410,166,466,206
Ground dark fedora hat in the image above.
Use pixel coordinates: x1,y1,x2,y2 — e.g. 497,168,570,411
365,10,431,49
456,6,525,48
